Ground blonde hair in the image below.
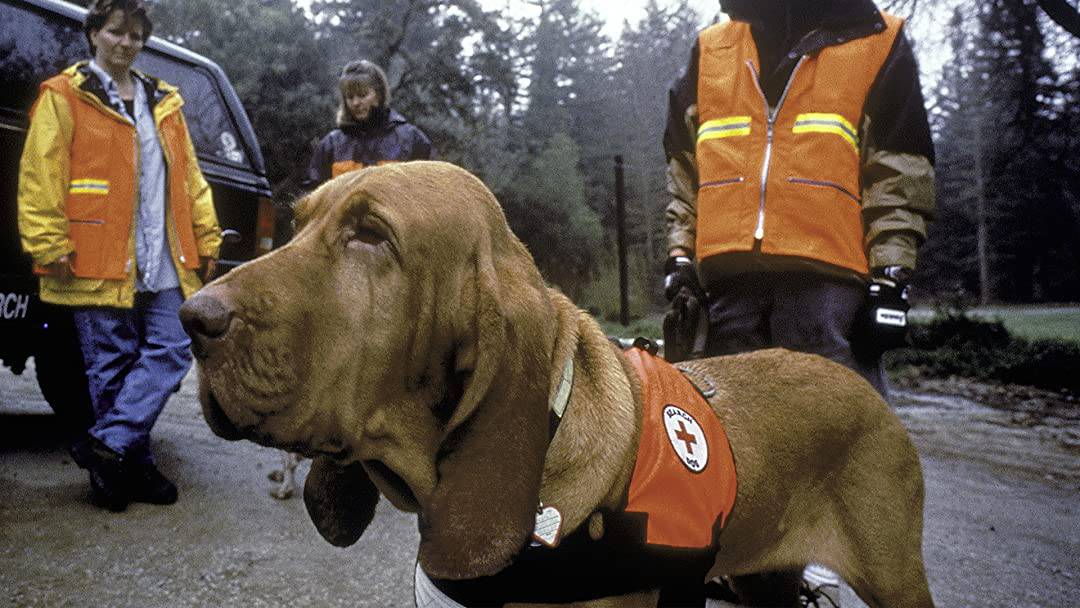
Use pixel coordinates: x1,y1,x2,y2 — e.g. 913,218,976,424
336,60,390,125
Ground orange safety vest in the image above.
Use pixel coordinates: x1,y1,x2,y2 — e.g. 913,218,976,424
623,347,737,549
694,13,904,275
38,72,201,279
331,159,398,178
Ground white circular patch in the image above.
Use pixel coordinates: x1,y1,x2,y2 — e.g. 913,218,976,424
663,405,709,473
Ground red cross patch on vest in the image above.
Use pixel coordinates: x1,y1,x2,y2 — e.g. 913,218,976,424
623,347,737,549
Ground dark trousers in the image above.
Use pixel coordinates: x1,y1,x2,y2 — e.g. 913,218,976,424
705,272,886,396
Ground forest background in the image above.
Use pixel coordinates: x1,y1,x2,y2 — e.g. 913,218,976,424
74,0,1080,319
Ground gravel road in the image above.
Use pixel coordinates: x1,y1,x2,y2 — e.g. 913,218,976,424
1,365,1076,607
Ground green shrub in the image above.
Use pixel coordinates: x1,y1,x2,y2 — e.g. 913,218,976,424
578,252,653,324
889,308,1080,393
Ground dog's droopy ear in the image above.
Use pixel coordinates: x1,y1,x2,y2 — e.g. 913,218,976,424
303,456,380,547
417,253,551,580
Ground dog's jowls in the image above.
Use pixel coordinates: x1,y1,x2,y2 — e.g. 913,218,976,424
179,161,934,607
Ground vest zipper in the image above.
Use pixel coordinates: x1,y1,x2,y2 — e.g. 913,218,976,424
747,56,805,242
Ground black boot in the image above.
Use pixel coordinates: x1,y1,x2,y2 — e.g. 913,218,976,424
126,462,178,505
85,437,130,512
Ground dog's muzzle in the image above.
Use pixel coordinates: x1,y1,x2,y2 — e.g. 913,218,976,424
199,383,245,441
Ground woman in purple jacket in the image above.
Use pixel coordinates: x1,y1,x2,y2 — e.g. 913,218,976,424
302,60,434,189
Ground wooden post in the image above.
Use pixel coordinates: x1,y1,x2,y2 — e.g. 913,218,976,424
615,155,628,326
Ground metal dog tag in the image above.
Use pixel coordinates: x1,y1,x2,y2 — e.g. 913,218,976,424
531,504,563,548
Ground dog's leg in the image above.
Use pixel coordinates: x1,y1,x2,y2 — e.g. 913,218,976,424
270,451,300,500
836,496,934,608
826,432,935,608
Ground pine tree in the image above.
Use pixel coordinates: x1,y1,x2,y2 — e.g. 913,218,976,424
923,0,1075,303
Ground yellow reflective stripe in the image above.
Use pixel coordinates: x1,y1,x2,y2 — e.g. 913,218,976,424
69,179,110,195
792,113,859,151
698,116,752,142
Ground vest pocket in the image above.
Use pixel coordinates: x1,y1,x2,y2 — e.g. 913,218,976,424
787,177,860,205
696,176,757,258
769,177,866,272
67,220,109,278
700,176,745,189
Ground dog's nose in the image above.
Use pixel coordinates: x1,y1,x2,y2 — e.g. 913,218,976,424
179,293,233,360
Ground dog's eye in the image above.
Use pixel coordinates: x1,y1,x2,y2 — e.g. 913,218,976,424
344,226,385,249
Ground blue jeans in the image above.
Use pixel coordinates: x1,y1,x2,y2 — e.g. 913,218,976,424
73,288,192,464
705,272,886,396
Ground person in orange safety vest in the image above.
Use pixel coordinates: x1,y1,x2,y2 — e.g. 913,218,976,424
663,0,935,394
661,0,936,605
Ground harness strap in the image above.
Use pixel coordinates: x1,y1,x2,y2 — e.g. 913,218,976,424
547,356,574,439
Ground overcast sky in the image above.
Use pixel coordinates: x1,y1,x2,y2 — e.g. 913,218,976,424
477,0,723,36
291,1,964,86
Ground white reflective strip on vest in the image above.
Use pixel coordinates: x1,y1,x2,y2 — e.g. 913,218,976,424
69,179,110,195
792,113,859,152
697,116,752,142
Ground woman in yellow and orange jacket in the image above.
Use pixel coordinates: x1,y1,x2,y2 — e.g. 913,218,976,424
17,0,220,513
18,62,220,307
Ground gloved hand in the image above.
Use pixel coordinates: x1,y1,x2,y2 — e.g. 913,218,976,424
855,266,911,358
662,255,708,362
663,255,704,303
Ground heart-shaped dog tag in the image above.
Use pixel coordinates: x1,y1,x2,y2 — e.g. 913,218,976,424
532,504,562,548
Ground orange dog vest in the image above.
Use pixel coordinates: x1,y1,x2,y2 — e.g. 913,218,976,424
623,347,737,549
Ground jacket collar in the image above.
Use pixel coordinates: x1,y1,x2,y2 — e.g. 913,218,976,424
338,107,408,133
68,60,177,117
812,0,885,30
728,0,888,56
791,4,888,57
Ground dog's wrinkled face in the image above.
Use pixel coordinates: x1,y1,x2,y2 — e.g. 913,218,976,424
180,161,554,579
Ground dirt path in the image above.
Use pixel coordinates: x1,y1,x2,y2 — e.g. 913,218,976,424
1,367,1076,607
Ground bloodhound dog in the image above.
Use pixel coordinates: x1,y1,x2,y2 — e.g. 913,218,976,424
179,161,933,608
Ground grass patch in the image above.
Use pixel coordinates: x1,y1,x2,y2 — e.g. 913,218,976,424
598,312,663,342
592,299,1080,395
911,305,1080,344
891,305,1080,394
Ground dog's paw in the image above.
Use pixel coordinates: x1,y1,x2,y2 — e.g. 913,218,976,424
270,484,295,500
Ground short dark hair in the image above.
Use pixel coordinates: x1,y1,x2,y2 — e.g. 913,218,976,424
83,0,153,54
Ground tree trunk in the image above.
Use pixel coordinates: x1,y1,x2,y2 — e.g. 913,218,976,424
974,110,991,305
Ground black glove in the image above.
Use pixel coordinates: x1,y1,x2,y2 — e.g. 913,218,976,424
663,255,704,303
662,255,709,362
854,266,911,358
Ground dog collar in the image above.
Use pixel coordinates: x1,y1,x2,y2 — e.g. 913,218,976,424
533,356,574,550
548,356,574,439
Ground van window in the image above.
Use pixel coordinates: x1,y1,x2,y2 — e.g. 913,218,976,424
0,2,85,113
135,52,248,168
0,1,248,170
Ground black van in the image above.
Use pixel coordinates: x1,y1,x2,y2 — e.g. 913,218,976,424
1,0,275,434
